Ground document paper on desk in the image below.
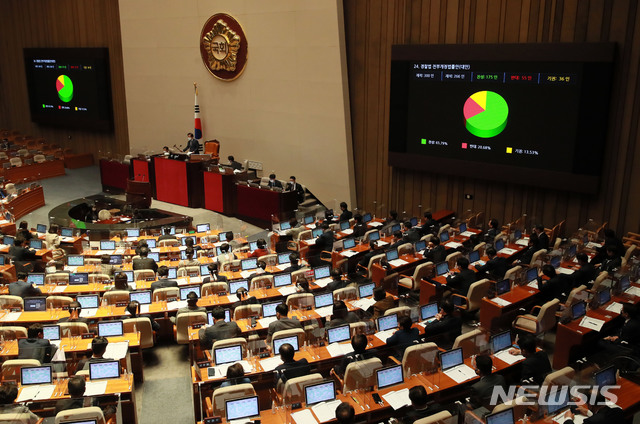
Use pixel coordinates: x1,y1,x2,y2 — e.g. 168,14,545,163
461,231,476,237
84,380,108,397
275,264,289,271
326,342,354,358
16,386,41,402
311,399,343,422
445,242,463,249
494,350,525,365
314,277,332,288
260,355,283,372
278,286,297,296
350,298,376,311
292,408,318,424
80,308,98,318
389,259,409,267
444,364,477,383
491,297,512,307
579,316,605,332
33,384,56,401
382,388,412,410
167,300,188,310
315,305,333,318
498,247,518,255
341,229,354,235
0,312,22,322
374,329,396,343
557,267,574,275
257,317,277,328
52,346,66,362
516,239,530,246
606,302,623,314
53,285,68,293
625,286,640,297
369,221,383,227
340,250,358,257
105,341,129,360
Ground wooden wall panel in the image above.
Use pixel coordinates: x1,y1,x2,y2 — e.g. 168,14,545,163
344,0,640,235
0,0,129,160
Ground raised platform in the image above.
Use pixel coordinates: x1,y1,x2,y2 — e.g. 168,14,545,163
48,194,192,239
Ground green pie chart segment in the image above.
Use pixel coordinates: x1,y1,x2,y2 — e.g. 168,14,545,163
463,91,508,138
56,75,73,103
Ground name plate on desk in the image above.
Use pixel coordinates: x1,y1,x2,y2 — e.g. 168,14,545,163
191,323,204,329
81,333,94,339
204,418,221,424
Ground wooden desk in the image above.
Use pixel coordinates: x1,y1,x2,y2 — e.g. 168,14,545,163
1,159,65,183
4,185,45,220
203,169,237,215
236,184,297,225
99,159,130,193
479,285,540,332
153,156,204,208
63,152,94,169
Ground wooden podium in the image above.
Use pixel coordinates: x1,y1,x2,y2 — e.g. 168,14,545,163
126,179,152,209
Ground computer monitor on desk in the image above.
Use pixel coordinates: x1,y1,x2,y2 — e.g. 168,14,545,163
376,313,398,332
376,365,403,390
486,408,514,424
305,380,336,406
225,396,260,422
435,262,449,276
440,347,463,371
21,365,52,386
358,283,375,298
229,280,248,293
273,335,299,352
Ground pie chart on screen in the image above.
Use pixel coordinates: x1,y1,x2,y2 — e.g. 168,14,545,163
463,91,508,138
56,75,73,103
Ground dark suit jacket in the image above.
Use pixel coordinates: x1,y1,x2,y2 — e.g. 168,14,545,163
565,406,624,424
425,245,446,263
536,232,550,251
372,295,395,318
387,328,420,358
9,245,37,261
77,357,115,372
150,278,178,292
315,231,335,252
202,274,228,284
18,338,56,363
230,160,243,170
199,321,241,349
352,223,367,238
423,314,462,343
231,296,258,310
404,228,421,243
520,350,552,385
402,404,443,424
446,269,477,296
282,263,302,273
55,397,96,414
336,348,378,375
285,182,305,202
618,318,640,346
183,138,200,153
327,278,348,292
267,179,283,188
600,256,622,274
469,373,507,409
339,210,353,221
476,256,508,280
8,281,42,298
420,219,439,236
572,263,596,287
267,317,302,341
133,257,158,272
275,358,310,384
538,274,572,303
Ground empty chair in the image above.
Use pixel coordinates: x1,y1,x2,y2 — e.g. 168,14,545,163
152,287,179,302
59,322,90,337
0,326,28,340
385,306,410,318
281,373,323,404
9,158,22,167
1,359,40,381
177,266,200,277
399,262,434,290
401,343,440,376
123,318,155,349
445,251,462,269
452,329,486,358
591,271,611,292
437,225,450,238
271,328,305,351
159,239,179,247
210,383,256,417
33,154,46,163
55,406,105,424
202,282,227,297
0,295,24,310
333,286,357,302
174,311,207,344
342,358,382,392
89,274,111,284
233,304,261,321
285,293,313,310
259,254,278,265
529,249,548,267
16,149,29,157
491,397,529,420
513,299,560,336
134,269,156,281
102,290,130,305
473,242,486,257
46,296,74,310
397,242,414,256
415,410,452,424
504,266,522,284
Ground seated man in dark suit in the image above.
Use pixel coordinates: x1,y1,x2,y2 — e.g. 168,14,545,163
8,272,42,298
422,300,461,348
199,306,241,350
352,214,367,239
282,252,303,273
231,287,258,309
133,246,158,272
381,210,399,232
419,212,439,237
202,262,228,284
565,393,623,424
285,176,305,203
532,224,550,251
126,300,160,332
227,155,243,171
475,247,508,280
371,285,395,318
446,257,476,297
339,202,353,222
266,304,302,344
0,382,40,423
266,173,283,189
467,355,506,410
508,335,551,385
485,218,500,244
18,324,57,364
424,238,446,263
58,301,89,324
599,246,622,274
326,268,348,292
76,337,112,372
357,241,383,270
274,343,310,386
597,303,640,357
55,375,116,418
9,237,37,262
387,315,420,359
326,301,359,329
157,227,177,242
572,253,596,288
150,266,178,292
334,334,378,376
402,221,421,243
537,264,572,303
393,385,442,424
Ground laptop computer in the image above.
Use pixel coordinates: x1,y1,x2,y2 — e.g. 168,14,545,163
368,231,380,241
440,347,464,371
241,258,257,271
468,250,480,264
340,221,350,231
196,223,210,233
100,240,115,251
440,231,450,242
130,290,152,305
274,273,292,287
415,240,426,253
526,267,538,283
313,265,330,281
385,249,399,261
314,292,333,309
343,238,356,250
61,227,74,238
97,321,124,337
327,325,351,344
2,236,13,246
594,365,616,387
36,224,47,234
167,267,177,280
486,408,515,424
43,325,61,341
495,239,505,251
146,239,157,248
76,294,99,309
214,344,243,365
435,262,449,276
126,229,140,238
410,217,418,226
376,364,404,389
147,252,160,262
376,313,398,332
420,302,439,325
24,297,47,312
27,273,44,286
180,286,201,300
89,360,120,380
21,365,53,385
572,301,587,320
304,216,315,225
312,228,323,238
541,387,570,416
305,380,336,406
550,256,561,269
280,221,292,231
459,223,467,233
358,283,375,298
218,232,227,241
262,301,281,318
29,239,43,250
277,252,291,264
491,331,512,354
69,273,89,285
225,396,260,422
228,280,249,294
495,279,511,296
598,289,611,307
273,335,299,352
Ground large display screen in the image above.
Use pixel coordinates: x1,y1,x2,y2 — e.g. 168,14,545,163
23,48,113,130
389,43,615,192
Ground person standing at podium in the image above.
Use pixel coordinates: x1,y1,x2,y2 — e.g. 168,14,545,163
183,133,201,154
